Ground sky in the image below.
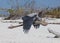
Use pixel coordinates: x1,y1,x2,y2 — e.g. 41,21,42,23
0,0,60,9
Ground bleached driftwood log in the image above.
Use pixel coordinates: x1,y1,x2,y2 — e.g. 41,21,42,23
48,29,60,38
8,20,48,29
8,20,60,29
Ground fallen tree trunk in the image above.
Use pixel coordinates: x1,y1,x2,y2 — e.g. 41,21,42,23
8,21,60,29
8,24,23,29
48,29,60,38
48,23,60,24
35,21,60,25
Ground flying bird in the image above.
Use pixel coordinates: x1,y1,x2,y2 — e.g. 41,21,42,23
22,13,41,33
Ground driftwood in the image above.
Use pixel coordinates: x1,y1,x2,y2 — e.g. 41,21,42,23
8,21,60,29
45,22,60,25
48,29,60,38
8,21,47,29
8,24,23,29
35,21,60,25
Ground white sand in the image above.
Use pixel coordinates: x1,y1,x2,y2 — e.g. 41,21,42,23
0,19,60,43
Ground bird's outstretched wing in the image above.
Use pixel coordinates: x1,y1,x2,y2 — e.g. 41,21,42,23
22,16,34,30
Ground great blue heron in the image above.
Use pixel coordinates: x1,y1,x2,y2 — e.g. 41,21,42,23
9,12,47,33
22,12,43,33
